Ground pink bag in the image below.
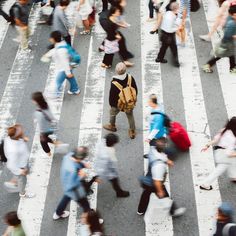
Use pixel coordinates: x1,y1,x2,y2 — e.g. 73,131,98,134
104,39,119,54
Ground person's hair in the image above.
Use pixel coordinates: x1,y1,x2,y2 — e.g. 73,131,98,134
218,0,226,6
60,0,70,7
73,146,88,159
221,117,236,137
149,94,158,105
7,124,23,140
4,211,21,226
32,92,48,110
229,5,236,14
108,5,123,16
50,31,62,43
87,210,104,234
115,62,126,75
169,2,179,11
105,133,119,147
155,137,167,153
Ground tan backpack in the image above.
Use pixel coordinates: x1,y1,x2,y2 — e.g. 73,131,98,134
112,74,137,112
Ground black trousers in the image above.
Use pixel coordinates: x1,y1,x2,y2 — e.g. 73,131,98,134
40,132,53,153
138,184,176,214
148,0,155,18
0,8,11,22
157,30,179,63
102,53,114,66
109,178,123,194
207,55,235,69
102,0,115,11
56,195,90,216
118,31,134,61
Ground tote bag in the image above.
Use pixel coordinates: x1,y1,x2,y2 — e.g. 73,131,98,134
104,39,119,54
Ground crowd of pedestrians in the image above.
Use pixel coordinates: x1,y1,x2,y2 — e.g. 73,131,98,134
0,0,236,235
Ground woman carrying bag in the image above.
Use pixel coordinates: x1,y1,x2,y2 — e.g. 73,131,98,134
200,117,236,191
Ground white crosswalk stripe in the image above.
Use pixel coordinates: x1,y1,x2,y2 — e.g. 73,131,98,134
0,0,235,235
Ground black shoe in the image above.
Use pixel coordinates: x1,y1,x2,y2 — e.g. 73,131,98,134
143,154,148,159
155,58,167,63
117,191,130,198
173,61,180,67
150,29,158,34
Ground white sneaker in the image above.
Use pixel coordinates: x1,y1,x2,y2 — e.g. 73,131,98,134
53,211,70,220
19,192,36,198
67,89,80,95
199,35,211,42
137,211,144,216
172,207,186,217
12,38,20,43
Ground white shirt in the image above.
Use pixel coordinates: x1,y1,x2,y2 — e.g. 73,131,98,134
5,137,30,175
41,41,71,76
214,130,236,155
161,11,181,33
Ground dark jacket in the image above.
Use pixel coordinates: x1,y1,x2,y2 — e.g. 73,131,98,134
109,73,138,108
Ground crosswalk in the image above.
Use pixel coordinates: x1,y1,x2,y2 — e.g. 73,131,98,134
0,0,236,235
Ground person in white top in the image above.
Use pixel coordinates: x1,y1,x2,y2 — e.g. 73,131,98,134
199,0,236,41
200,117,236,190
4,124,35,198
41,31,80,97
155,2,182,67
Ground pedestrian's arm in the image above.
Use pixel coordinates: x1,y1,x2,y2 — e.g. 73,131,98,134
153,180,165,198
228,151,236,157
2,226,13,236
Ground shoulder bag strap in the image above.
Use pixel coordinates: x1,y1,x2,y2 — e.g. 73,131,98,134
127,74,132,88
112,81,123,91
37,109,52,122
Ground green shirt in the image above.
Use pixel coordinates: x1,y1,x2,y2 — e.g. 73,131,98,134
10,225,25,236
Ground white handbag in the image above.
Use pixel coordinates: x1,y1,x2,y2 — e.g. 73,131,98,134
41,5,54,16
104,39,119,54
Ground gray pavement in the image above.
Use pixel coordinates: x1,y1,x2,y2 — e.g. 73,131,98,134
0,0,236,235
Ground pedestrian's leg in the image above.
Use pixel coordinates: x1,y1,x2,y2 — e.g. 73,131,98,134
137,187,154,214
125,110,136,130
102,0,108,11
19,27,29,49
148,0,154,19
229,55,235,70
40,133,51,154
82,19,90,32
169,37,179,65
207,57,221,67
77,198,91,213
162,184,177,215
109,107,119,127
110,178,123,194
102,53,114,67
157,41,169,61
55,71,66,96
56,195,71,216
17,175,27,195
66,75,79,93
202,163,229,188
118,32,133,60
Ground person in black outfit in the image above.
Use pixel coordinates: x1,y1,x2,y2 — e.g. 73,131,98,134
100,6,134,68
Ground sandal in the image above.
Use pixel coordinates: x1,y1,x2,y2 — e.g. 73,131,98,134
80,30,90,35
101,63,111,69
202,64,213,73
200,185,213,191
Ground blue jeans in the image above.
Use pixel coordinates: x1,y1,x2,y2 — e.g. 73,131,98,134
56,71,79,95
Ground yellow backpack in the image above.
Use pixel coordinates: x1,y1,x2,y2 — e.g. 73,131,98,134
112,74,137,112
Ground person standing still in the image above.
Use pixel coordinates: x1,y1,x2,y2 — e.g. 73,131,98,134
12,0,30,50
155,2,181,67
52,0,73,45
103,62,137,139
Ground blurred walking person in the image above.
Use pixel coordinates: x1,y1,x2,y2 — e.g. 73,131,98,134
200,117,236,191
3,124,35,198
3,211,26,236
94,133,130,198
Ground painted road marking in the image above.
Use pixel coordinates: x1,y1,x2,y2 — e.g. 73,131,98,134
140,0,174,235
201,0,236,118
177,20,222,236
17,3,77,235
66,12,106,236
0,3,41,176
0,0,15,49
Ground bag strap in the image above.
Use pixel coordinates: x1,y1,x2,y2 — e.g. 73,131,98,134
151,111,165,116
222,223,236,236
127,74,132,88
112,81,123,91
37,109,52,122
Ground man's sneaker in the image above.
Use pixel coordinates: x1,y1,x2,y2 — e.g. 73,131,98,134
117,190,130,198
67,89,80,95
230,67,236,74
137,211,144,216
19,192,36,198
53,211,70,220
129,129,136,139
172,207,186,217
199,35,211,42
202,64,213,73
103,124,117,132
155,58,168,63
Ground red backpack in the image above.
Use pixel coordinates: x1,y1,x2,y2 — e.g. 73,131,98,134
169,122,191,151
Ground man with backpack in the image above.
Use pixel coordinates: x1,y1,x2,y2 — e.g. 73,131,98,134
137,138,186,217
41,31,80,97
10,0,31,50
103,62,137,139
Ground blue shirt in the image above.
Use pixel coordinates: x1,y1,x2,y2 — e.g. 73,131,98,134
148,108,166,140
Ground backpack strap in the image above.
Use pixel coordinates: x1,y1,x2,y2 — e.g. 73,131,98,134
222,223,236,236
37,109,52,122
127,74,132,88
112,81,123,91
151,111,164,116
